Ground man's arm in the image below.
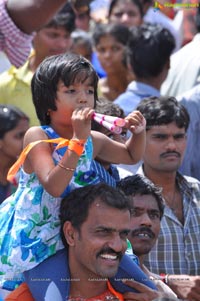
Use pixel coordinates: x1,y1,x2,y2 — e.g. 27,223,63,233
122,280,170,301
6,0,94,33
167,274,200,301
0,0,92,67
6,0,67,34
0,0,67,67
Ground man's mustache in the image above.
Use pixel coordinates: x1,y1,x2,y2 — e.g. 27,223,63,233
97,247,123,261
130,226,155,239
160,151,181,158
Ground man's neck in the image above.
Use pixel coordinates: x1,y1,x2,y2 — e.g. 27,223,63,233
70,280,108,300
69,259,108,299
143,165,177,194
135,254,152,278
138,254,145,267
136,77,161,91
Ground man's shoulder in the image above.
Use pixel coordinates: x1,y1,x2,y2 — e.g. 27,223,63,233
183,174,200,186
0,66,16,85
0,63,28,88
180,174,200,195
114,87,137,103
170,34,200,65
178,84,200,106
0,67,17,101
114,82,145,115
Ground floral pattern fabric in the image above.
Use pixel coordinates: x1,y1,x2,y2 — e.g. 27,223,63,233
0,126,98,277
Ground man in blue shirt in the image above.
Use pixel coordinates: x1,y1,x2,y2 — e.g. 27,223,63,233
7,184,159,301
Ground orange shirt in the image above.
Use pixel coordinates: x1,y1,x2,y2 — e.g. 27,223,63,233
5,283,34,301
5,281,123,301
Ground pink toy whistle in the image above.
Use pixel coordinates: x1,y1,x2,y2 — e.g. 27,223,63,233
92,112,126,127
92,114,122,134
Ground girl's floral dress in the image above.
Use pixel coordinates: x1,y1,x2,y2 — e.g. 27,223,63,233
0,126,99,278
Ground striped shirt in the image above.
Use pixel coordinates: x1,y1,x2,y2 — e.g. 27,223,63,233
138,167,200,275
0,0,33,67
91,160,120,187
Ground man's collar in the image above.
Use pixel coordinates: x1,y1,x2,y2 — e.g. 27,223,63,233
107,280,124,301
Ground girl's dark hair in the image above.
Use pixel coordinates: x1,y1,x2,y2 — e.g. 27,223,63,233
0,105,29,138
31,53,99,125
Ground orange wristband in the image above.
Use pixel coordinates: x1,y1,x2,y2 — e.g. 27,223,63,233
68,139,86,156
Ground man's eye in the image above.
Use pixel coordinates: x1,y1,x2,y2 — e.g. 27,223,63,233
174,134,186,140
154,135,166,140
149,212,160,219
97,228,110,235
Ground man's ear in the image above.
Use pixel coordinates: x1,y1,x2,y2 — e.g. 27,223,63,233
63,221,76,246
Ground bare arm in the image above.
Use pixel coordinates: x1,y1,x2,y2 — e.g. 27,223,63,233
23,108,93,197
167,275,200,301
122,280,164,301
6,0,68,33
124,111,146,163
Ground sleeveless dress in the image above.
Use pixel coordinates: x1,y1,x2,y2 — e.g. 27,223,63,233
0,126,99,277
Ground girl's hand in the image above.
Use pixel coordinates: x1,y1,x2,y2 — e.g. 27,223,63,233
71,107,94,140
124,111,146,134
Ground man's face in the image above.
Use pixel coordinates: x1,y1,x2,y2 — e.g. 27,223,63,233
33,26,72,60
143,122,187,173
128,194,161,256
65,199,131,279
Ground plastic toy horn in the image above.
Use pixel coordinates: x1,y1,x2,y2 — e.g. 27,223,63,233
92,112,125,134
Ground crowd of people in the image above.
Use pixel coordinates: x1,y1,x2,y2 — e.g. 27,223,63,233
0,0,200,301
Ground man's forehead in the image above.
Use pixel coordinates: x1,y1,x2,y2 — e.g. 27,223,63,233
148,123,185,132
85,199,131,226
89,199,130,215
131,194,159,210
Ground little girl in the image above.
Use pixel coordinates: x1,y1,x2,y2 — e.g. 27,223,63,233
0,53,146,277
